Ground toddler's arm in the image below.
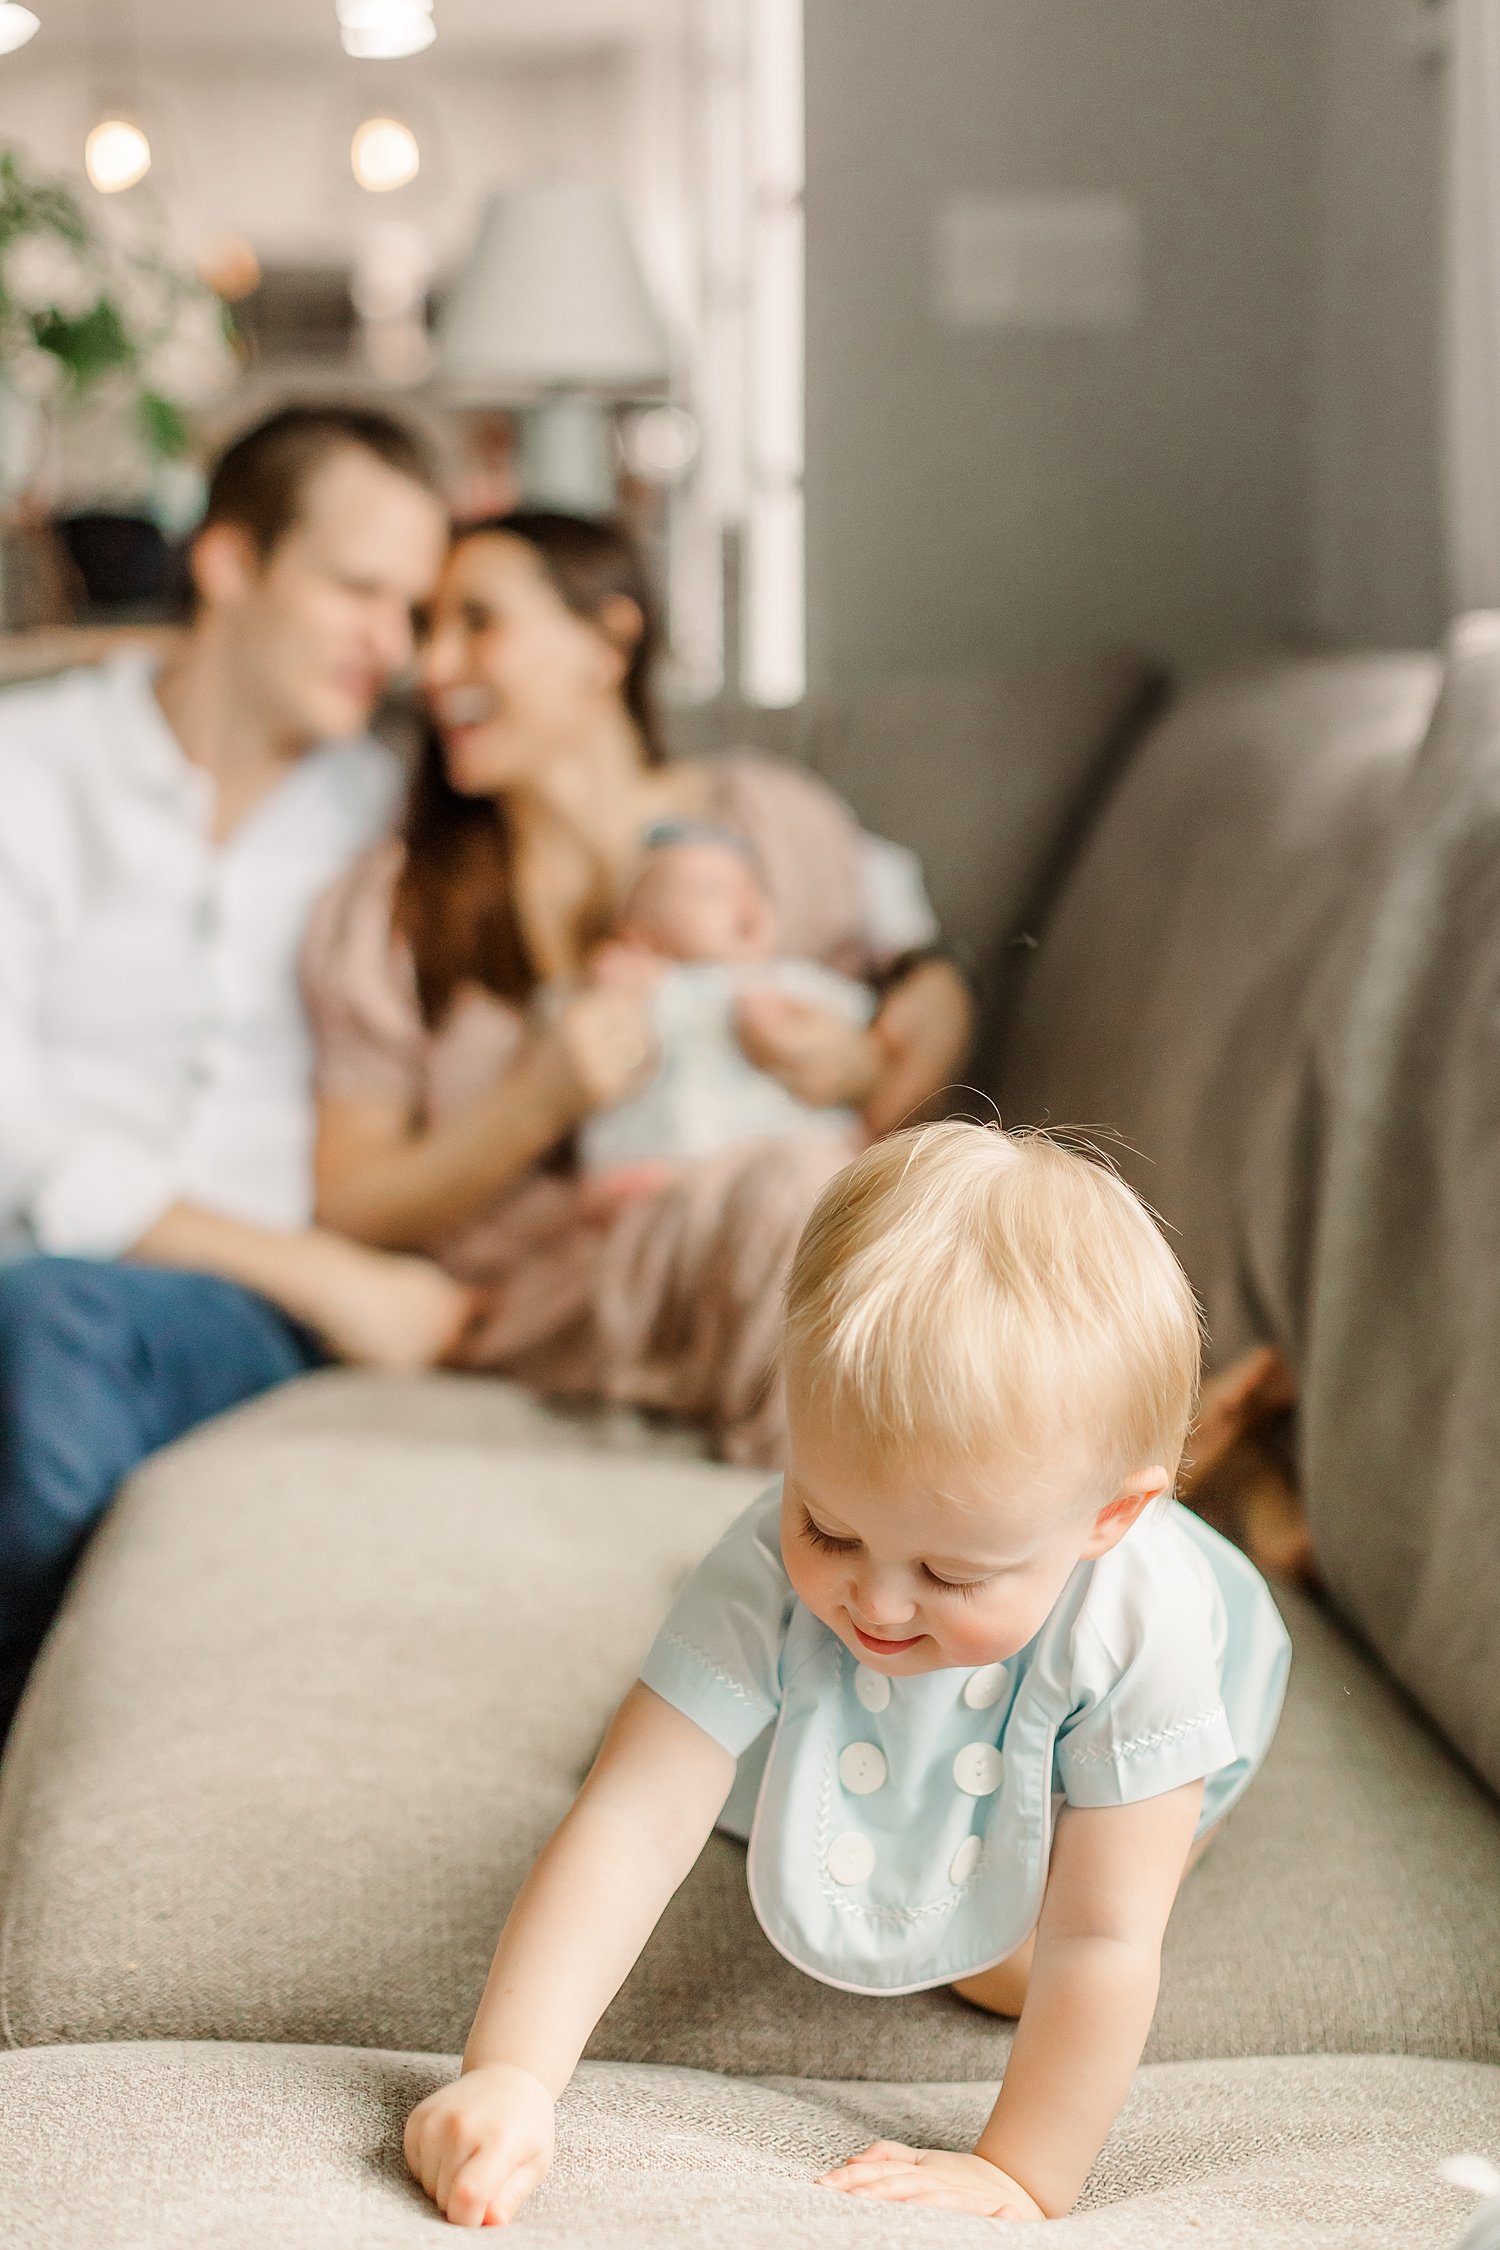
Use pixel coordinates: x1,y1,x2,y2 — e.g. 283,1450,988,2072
404,1683,735,2228
822,1779,1204,2221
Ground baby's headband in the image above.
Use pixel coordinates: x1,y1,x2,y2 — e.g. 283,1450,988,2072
640,818,758,863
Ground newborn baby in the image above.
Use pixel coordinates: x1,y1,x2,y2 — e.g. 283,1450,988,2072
579,821,873,1175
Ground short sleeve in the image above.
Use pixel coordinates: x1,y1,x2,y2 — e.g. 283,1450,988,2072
639,1485,793,1755
1055,1549,1237,1812
858,833,942,962
299,842,426,1106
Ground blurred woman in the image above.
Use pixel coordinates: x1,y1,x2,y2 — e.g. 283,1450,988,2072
302,512,972,1461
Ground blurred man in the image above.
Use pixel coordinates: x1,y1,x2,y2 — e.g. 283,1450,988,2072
0,404,459,1738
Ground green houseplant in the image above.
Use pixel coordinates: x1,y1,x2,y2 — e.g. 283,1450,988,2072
0,145,235,518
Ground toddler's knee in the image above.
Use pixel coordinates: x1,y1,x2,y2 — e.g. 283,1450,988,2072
953,1948,1032,2019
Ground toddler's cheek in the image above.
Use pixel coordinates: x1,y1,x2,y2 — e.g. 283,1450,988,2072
937,1599,1028,1669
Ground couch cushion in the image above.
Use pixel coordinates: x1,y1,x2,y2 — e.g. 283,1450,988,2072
211,1365,714,1458
666,653,1161,988
3,1428,1499,2072
803,653,1162,984
0,2042,1492,2248
994,650,1443,1366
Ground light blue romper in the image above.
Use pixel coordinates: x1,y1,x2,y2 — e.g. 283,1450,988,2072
640,1484,1291,1996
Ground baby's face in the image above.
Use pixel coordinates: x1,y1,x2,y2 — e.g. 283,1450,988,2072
781,1388,1165,1677
619,841,776,963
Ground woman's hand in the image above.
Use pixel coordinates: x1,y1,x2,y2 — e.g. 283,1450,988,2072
536,985,658,1124
818,2142,1047,2220
864,956,974,1136
735,990,882,1111
404,2062,556,2228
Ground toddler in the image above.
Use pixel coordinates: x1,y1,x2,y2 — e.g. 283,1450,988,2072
578,819,873,1175
406,1122,1291,2226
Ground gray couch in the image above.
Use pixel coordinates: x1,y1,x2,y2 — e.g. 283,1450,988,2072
1,649,1496,2249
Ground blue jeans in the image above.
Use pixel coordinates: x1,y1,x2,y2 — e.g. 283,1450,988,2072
0,1257,319,1739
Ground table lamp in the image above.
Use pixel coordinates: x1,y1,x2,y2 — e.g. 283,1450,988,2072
437,178,669,514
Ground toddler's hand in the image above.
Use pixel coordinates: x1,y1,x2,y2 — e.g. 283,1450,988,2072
818,2140,1048,2221
404,2062,556,2228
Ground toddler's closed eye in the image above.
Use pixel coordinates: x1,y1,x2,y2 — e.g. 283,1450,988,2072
921,1567,989,1599
800,1511,859,1557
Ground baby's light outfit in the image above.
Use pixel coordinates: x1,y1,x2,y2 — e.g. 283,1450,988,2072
640,1485,1291,1995
579,959,873,1172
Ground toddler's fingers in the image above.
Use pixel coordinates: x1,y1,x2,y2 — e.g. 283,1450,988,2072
819,2137,915,2177
841,2160,931,2196
485,2157,548,2227
821,2163,929,2197
445,2140,536,2228
403,2106,463,2203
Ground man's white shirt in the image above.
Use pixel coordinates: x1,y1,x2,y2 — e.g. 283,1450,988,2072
0,654,400,1258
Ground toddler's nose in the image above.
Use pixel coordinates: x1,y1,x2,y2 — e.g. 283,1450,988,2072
852,1573,917,1628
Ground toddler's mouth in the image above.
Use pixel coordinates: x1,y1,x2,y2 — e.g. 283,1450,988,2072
851,1623,925,1656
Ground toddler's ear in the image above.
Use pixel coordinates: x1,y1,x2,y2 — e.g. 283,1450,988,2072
1080,1470,1171,1559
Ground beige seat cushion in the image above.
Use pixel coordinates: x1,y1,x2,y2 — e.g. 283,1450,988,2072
0,2042,1492,2248
3,1427,1499,2073
213,1364,715,1457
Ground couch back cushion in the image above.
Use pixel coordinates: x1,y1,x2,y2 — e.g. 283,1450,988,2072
802,654,1161,978
993,651,1443,1363
668,654,1162,983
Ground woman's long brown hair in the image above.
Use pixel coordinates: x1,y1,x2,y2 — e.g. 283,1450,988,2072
393,510,668,1027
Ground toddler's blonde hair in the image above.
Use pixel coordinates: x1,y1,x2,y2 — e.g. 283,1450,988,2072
783,1122,1202,1496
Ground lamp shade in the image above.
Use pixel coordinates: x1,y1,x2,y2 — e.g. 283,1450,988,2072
438,179,669,398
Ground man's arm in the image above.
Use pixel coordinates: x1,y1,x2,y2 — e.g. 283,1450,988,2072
130,1204,475,1373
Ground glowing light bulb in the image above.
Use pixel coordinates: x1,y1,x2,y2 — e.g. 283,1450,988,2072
85,119,152,195
0,6,40,58
351,117,420,195
337,0,435,60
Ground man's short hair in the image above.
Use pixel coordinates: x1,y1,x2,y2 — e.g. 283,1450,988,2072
200,403,444,559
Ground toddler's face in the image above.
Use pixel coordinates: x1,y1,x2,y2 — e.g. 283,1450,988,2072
781,1389,1166,1676
619,841,776,963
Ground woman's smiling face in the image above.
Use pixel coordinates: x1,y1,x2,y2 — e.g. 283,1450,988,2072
419,531,634,797
780,1385,1163,1676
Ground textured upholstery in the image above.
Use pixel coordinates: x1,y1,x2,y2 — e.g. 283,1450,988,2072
4,1418,1499,2073
666,650,1161,988
995,650,1443,1366
0,2041,1491,2248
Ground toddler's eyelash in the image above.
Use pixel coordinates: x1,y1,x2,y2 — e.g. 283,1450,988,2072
801,1513,858,1556
923,1567,984,1600
800,1512,987,1598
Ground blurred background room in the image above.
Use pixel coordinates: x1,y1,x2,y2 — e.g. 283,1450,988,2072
0,0,1455,702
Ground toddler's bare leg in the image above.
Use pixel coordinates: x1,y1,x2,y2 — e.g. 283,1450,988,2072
952,1826,1221,2018
954,1933,1036,2018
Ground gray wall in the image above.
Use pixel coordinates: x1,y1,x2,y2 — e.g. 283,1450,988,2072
1310,0,1447,651
804,0,1446,692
